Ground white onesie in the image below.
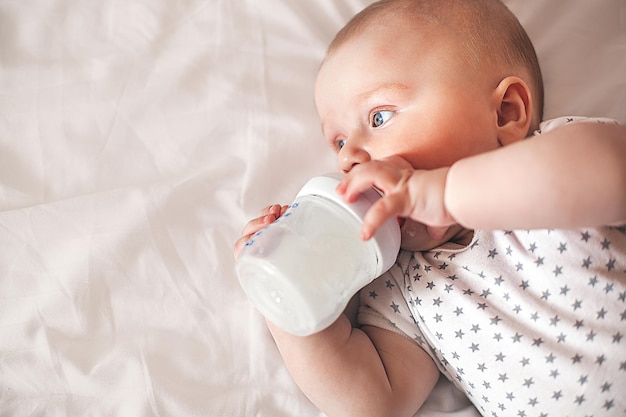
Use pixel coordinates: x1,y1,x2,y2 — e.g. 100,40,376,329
358,117,626,416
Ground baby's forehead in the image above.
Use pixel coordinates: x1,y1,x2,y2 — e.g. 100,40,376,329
328,7,441,54
323,19,470,78
328,0,508,60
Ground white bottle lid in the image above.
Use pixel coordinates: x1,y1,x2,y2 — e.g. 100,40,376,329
295,173,401,275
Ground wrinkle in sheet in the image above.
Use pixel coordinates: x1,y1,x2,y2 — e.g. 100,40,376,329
138,348,163,417
141,190,205,323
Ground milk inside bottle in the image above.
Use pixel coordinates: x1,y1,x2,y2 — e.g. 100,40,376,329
236,173,401,336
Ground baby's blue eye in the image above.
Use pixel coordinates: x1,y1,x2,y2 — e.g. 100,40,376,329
371,110,395,127
337,139,346,150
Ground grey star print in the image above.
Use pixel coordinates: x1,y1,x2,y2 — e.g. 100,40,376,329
359,225,626,416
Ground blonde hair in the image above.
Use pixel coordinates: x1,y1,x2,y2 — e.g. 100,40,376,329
328,0,544,126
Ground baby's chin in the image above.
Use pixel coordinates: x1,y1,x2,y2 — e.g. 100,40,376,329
399,219,467,251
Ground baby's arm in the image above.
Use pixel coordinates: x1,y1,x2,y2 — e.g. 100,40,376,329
446,122,626,229
267,316,440,417
234,207,440,417
339,122,625,237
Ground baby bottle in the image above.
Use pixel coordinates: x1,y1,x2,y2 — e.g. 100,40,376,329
236,173,401,336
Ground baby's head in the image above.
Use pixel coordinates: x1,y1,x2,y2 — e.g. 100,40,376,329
327,0,543,123
315,0,544,172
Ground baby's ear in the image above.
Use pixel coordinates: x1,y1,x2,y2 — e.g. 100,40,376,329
493,76,532,146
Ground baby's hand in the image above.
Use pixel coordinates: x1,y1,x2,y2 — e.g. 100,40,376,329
233,204,289,261
336,156,456,240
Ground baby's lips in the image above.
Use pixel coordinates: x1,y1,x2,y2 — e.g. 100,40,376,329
398,217,406,227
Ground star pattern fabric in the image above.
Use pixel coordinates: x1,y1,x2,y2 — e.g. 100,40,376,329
360,227,626,416
358,118,625,416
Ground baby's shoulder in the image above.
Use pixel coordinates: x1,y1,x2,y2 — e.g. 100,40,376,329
533,116,620,136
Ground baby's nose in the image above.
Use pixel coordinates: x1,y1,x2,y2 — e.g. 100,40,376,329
338,140,371,173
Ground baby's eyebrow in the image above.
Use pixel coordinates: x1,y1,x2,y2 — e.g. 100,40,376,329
357,82,410,102
320,119,333,141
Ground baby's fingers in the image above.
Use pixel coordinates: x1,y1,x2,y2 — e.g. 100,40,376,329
361,192,407,240
240,205,280,236
234,204,285,260
234,216,273,261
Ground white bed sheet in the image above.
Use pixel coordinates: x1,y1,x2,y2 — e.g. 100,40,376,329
0,1,624,416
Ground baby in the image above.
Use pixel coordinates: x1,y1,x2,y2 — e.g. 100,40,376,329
234,0,626,416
